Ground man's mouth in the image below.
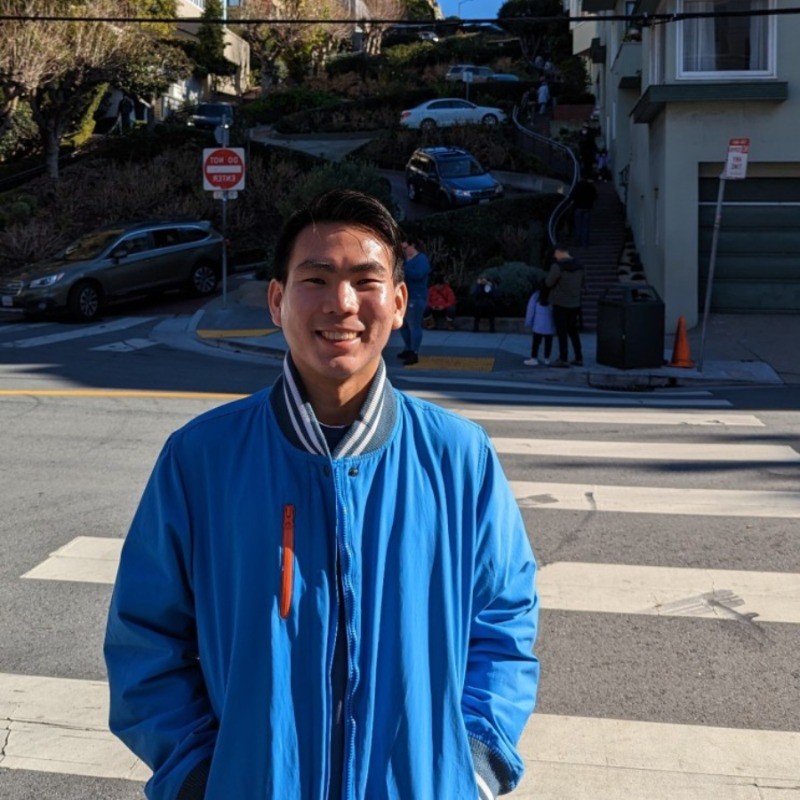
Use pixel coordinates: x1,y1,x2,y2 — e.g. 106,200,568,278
319,330,360,342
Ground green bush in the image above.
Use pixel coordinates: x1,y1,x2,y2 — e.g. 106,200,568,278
238,88,342,126
271,159,397,226
64,83,109,149
0,102,38,163
476,261,546,315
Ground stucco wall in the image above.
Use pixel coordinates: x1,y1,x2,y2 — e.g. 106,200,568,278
625,2,800,328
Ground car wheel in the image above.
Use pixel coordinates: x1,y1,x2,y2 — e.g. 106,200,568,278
420,118,437,132
482,114,499,126
407,183,419,203
67,281,102,322
189,261,219,296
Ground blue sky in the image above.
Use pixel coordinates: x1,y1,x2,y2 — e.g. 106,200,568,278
438,0,504,21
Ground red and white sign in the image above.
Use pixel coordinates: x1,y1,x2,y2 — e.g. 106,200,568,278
724,138,749,180
203,147,246,192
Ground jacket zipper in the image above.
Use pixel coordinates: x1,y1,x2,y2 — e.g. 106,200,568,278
280,504,295,619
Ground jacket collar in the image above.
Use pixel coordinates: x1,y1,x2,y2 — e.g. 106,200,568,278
270,354,397,458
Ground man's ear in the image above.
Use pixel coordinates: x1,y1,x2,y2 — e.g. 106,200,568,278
392,281,409,331
267,279,284,328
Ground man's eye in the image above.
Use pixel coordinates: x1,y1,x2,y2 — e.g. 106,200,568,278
303,277,325,285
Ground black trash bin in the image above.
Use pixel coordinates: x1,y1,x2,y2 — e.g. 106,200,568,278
596,285,665,369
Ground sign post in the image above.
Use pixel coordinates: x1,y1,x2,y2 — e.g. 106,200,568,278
203,147,246,308
698,138,749,371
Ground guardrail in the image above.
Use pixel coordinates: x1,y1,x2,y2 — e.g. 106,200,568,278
511,106,579,245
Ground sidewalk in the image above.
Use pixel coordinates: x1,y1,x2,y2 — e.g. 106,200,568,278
183,280,796,388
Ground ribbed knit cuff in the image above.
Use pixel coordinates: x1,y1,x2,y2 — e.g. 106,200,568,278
469,736,511,797
176,757,211,800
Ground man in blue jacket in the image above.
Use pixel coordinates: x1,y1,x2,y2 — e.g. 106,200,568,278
105,189,539,800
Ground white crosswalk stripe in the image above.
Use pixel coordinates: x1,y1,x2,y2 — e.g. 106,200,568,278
1,317,154,348
23,538,800,624
90,338,160,352
8,395,800,797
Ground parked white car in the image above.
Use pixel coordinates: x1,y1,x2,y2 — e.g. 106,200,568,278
399,98,507,131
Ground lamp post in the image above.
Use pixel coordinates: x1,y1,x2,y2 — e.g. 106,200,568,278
457,0,475,17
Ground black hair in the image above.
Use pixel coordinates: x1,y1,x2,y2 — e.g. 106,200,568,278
272,189,405,284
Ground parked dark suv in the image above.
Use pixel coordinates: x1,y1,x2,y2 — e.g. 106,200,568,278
0,220,223,321
405,147,504,209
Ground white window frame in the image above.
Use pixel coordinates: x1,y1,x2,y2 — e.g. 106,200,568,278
676,0,776,80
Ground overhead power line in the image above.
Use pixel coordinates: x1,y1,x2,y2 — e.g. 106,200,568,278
1,8,800,25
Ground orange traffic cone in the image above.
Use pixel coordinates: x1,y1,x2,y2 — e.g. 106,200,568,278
669,315,695,368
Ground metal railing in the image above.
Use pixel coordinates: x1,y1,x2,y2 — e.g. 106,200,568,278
511,106,579,245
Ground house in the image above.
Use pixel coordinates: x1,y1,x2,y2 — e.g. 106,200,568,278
569,0,799,328
162,0,250,115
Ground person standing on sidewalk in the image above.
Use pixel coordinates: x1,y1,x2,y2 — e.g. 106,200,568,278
546,243,585,367
523,281,555,366
397,234,430,365
105,189,539,800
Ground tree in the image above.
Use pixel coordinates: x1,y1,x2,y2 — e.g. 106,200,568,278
358,0,406,56
497,0,566,62
194,0,237,89
233,0,350,94
0,0,186,178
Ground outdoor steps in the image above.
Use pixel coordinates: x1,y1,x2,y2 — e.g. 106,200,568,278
560,181,628,330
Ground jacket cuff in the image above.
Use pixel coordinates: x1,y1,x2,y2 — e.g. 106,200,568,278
469,736,511,797
176,757,211,800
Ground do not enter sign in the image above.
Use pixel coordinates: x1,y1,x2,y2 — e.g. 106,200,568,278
203,147,246,192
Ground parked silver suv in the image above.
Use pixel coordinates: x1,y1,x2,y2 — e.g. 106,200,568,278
0,220,223,321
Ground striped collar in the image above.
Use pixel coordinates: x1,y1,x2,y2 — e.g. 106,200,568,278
271,355,397,459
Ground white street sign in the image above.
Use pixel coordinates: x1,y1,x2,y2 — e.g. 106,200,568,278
724,137,749,180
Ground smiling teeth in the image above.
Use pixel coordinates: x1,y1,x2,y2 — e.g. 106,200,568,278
321,331,358,341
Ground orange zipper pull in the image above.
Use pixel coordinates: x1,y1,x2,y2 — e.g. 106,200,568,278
280,504,295,619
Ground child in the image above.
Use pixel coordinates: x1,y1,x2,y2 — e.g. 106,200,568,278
524,282,555,365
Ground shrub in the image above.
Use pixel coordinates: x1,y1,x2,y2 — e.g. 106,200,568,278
64,83,108,149
476,260,546,315
0,102,38,163
237,88,342,126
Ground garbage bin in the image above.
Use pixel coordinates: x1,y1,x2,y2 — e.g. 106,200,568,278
596,284,665,369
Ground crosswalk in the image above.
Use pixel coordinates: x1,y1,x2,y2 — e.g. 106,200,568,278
0,316,157,351
3,380,800,798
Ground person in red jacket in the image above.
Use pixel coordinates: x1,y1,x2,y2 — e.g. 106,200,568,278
423,273,457,330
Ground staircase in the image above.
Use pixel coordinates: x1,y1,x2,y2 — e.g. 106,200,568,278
560,182,628,330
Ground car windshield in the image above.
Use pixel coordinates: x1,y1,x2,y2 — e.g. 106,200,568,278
60,229,126,261
197,104,231,117
439,157,486,178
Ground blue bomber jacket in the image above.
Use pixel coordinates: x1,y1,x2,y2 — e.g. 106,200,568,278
105,365,539,800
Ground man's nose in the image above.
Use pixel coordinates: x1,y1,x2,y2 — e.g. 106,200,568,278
325,281,358,313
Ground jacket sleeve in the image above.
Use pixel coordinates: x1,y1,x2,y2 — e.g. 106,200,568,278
463,441,539,798
545,263,560,288
104,438,216,800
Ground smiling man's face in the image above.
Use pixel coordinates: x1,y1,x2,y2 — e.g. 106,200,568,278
268,222,407,420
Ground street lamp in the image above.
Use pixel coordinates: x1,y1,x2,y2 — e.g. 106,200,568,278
457,0,475,17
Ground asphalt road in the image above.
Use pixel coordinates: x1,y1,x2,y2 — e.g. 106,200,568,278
1,311,799,798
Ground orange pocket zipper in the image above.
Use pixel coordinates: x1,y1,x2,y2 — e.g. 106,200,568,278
280,504,295,619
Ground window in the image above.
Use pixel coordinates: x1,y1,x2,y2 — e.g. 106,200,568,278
678,0,774,78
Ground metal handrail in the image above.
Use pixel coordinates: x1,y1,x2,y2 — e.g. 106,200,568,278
511,105,579,245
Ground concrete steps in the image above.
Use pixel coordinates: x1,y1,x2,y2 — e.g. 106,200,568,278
558,182,628,330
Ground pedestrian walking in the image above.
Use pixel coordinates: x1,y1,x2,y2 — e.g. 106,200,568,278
546,243,585,367
536,78,551,117
117,95,134,132
571,177,598,247
523,282,555,366
104,189,540,800
397,234,430,365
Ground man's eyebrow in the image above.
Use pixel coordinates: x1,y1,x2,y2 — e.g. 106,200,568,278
294,259,389,275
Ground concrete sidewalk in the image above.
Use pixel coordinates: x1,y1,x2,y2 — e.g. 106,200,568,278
183,279,797,388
